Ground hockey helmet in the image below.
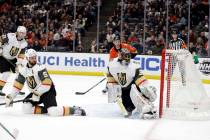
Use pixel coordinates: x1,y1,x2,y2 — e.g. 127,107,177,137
17,26,27,39
171,28,178,34
113,35,121,49
114,35,121,41
25,49,37,59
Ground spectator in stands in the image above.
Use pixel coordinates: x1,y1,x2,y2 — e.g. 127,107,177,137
106,28,115,51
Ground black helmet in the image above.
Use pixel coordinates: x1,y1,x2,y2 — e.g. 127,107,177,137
114,35,121,41
171,28,178,34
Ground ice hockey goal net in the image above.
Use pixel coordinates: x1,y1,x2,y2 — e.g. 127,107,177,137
159,49,210,120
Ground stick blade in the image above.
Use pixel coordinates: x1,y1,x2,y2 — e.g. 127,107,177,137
75,92,86,95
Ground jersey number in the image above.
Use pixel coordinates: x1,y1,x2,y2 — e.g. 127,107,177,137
43,71,49,78
9,46,19,56
26,76,37,89
117,72,127,86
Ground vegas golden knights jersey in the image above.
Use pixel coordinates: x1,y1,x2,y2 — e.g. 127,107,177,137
2,33,27,60
13,63,52,94
107,58,147,89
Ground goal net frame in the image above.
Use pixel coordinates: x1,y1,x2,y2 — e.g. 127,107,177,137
159,49,210,120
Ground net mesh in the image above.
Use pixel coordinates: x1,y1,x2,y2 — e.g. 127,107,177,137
160,49,210,120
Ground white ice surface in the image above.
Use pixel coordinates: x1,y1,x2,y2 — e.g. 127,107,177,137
0,74,210,140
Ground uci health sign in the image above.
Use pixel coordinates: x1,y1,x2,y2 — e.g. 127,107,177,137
37,52,161,76
37,52,108,73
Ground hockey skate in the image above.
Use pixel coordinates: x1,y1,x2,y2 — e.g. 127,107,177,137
102,86,108,94
124,111,132,118
140,107,157,119
72,106,86,116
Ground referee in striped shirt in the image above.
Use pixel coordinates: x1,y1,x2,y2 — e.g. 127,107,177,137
169,29,187,86
169,29,187,50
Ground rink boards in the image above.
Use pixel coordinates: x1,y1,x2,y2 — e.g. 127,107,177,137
37,52,210,84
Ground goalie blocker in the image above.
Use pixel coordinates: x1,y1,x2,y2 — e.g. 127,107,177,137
106,48,157,119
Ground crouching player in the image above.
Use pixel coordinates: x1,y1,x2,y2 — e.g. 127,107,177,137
5,49,86,116
106,48,157,119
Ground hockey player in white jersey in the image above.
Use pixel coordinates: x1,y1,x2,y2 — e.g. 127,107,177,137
0,26,28,96
106,48,157,119
5,49,86,116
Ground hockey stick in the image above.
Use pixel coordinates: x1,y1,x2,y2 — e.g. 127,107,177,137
116,97,129,117
0,92,25,96
75,78,106,95
0,122,18,139
0,99,24,106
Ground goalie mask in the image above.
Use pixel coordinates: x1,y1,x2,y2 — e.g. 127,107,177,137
25,49,37,66
119,48,131,65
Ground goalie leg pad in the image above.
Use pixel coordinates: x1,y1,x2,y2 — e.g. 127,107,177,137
139,83,157,102
130,84,157,119
107,84,122,103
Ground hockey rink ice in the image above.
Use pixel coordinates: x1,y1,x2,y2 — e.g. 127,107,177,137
0,74,210,140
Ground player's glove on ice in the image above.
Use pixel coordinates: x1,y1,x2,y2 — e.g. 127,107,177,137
5,94,13,107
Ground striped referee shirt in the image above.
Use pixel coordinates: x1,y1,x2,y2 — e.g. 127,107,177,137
169,38,187,50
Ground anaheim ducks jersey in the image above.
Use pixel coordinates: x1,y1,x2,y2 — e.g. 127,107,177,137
13,63,52,94
107,58,147,88
2,33,27,60
109,43,137,61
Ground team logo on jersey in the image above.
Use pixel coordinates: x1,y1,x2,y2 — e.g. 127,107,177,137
26,76,37,89
199,60,210,75
117,72,127,86
9,46,19,56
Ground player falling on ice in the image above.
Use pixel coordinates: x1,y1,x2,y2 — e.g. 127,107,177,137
5,49,86,116
106,48,157,119
0,26,27,97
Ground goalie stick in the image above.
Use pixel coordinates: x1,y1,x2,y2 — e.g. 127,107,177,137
75,78,106,95
116,97,129,117
0,122,19,139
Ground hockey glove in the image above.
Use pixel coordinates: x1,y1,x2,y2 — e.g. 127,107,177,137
15,62,24,73
5,94,13,107
32,91,42,102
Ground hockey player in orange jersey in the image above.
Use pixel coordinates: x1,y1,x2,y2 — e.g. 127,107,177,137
109,35,137,61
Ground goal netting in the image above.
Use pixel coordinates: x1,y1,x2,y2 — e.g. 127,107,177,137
159,49,210,120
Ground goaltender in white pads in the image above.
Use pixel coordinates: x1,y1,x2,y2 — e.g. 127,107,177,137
106,48,157,119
